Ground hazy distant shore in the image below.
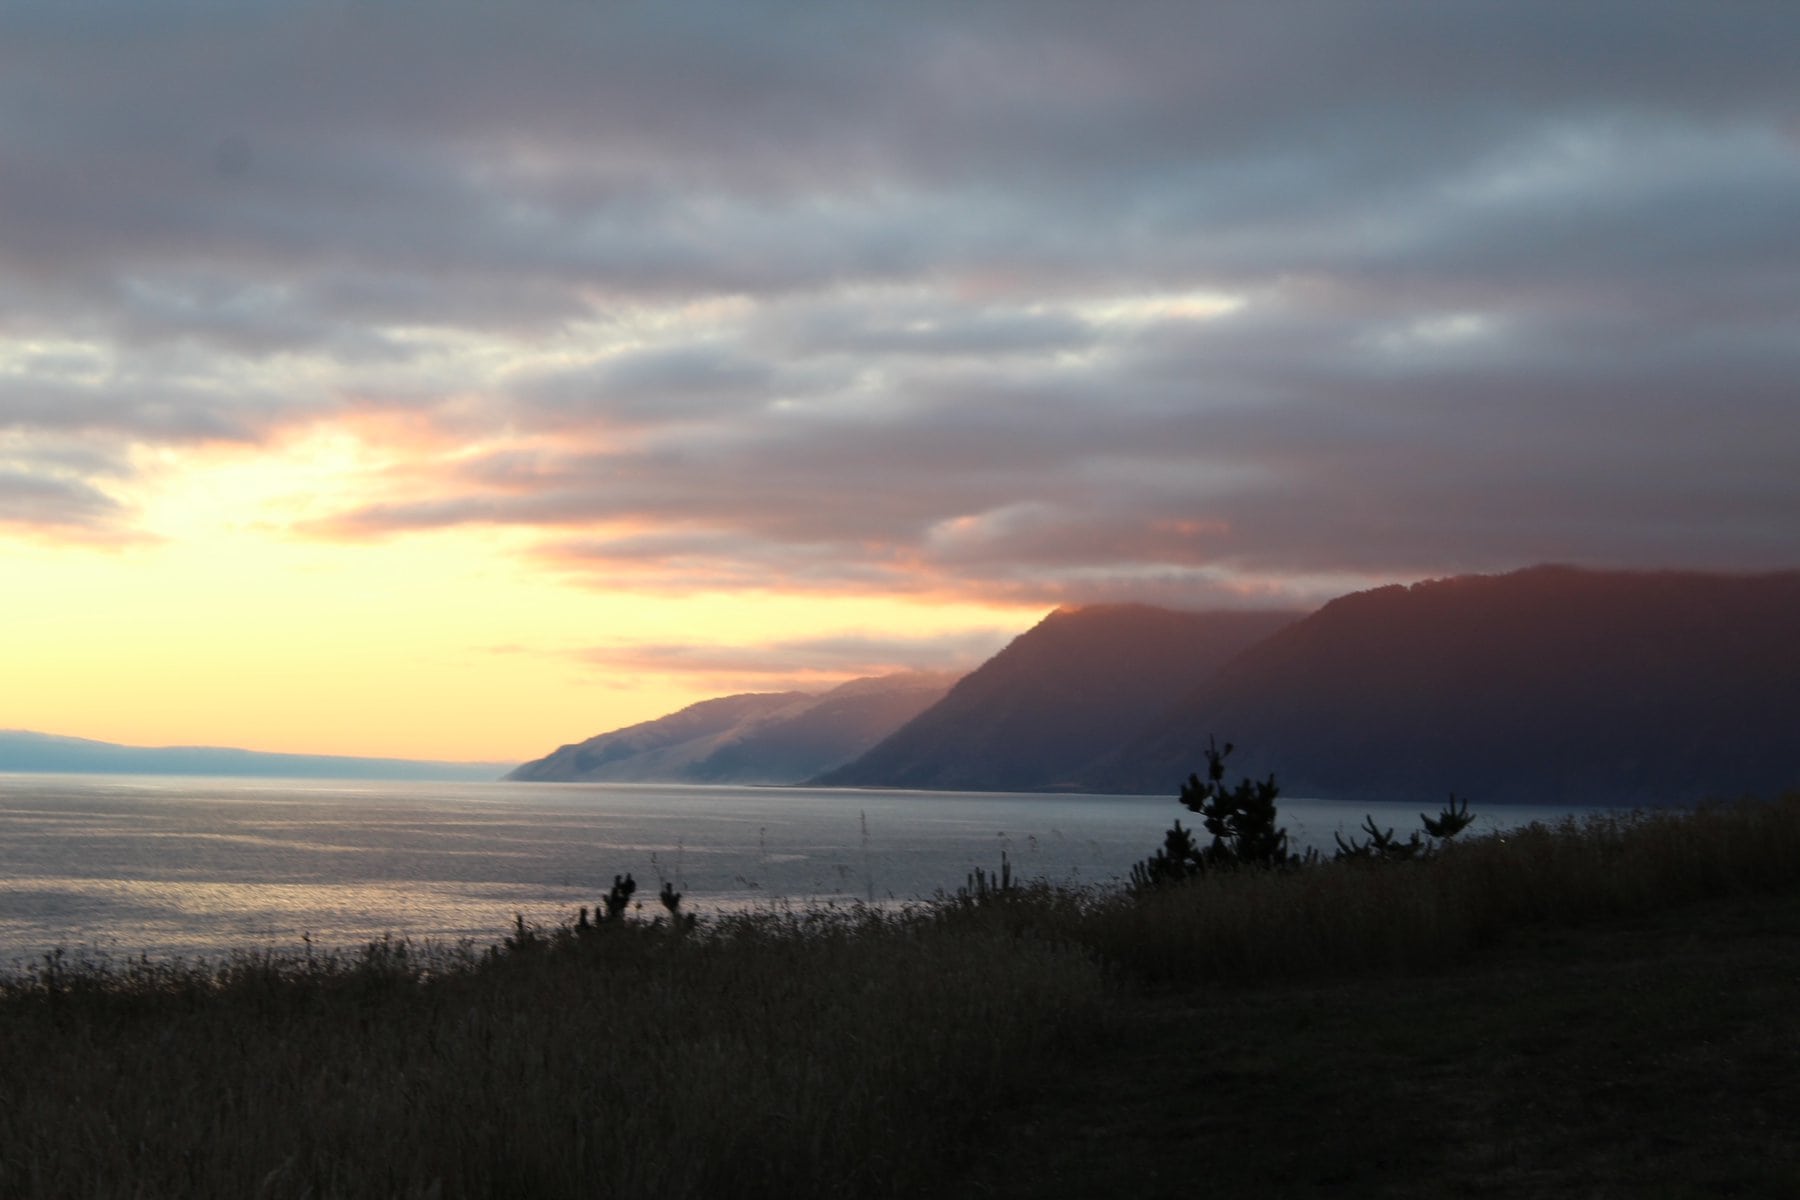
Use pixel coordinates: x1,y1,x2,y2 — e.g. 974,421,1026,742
0,729,510,782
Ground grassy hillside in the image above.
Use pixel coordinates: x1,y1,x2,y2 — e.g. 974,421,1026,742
961,889,1800,1197
4,793,1798,1198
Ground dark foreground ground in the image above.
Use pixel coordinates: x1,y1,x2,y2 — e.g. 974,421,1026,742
7,800,1796,1198
955,892,1800,1199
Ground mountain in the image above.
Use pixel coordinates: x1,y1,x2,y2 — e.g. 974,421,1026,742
1092,566,1800,805
810,606,1303,791
507,671,959,784
0,730,511,781
508,692,809,782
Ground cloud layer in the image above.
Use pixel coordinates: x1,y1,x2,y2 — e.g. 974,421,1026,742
5,2,1797,604
573,629,1010,695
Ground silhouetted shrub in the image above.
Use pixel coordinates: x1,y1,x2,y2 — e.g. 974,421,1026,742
659,881,697,933
1133,744,1480,889
1334,795,1475,862
1130,819,1207,891
503,912,546,954
1423,794,1474,839
602,872,638,922
1131,738,1292,889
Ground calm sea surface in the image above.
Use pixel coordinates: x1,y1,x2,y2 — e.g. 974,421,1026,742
0,774,1597,961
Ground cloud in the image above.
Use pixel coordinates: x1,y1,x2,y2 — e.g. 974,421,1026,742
574,628,1012,692
2,2,1796,596
0,336,339,536
506,343,807,430
0,466,128,535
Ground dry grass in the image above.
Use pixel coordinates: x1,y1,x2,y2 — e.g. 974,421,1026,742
0,907,1104,1199
4,793,1798,1197
1055,794,1800,984
947,793,1800,1197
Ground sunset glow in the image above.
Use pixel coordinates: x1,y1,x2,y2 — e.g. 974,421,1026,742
4,3,1796,764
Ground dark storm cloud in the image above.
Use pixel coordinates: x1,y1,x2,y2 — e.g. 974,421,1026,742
5,1,1798,596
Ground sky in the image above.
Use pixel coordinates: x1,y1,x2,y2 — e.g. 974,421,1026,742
3,2,1798,763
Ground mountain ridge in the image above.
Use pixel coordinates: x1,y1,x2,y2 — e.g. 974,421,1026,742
507,671,959,784
252,562,1796,806
1088,565,1800,803
811,605,1302,792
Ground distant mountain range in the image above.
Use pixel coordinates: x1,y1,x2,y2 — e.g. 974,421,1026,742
0,730,511,781
506,671,959,784
511,565,1800,807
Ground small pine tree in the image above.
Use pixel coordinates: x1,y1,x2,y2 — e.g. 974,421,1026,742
1131,743,1480,890
1334,794,1477,862
1183,739,1290,869
1128,819,1206,891
1131,738,1292,889
1421,794,1474,839
1332,816,1426,862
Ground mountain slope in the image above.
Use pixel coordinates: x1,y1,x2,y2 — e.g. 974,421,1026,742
684,672,960,784
1093,565,1800,804
507,672,957,784
812,606,1302,791
506,692,808,782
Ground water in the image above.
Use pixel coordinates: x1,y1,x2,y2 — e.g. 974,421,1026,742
0,774,1594,961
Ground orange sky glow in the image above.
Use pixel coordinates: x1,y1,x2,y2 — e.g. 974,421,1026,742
3,423,1044,761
